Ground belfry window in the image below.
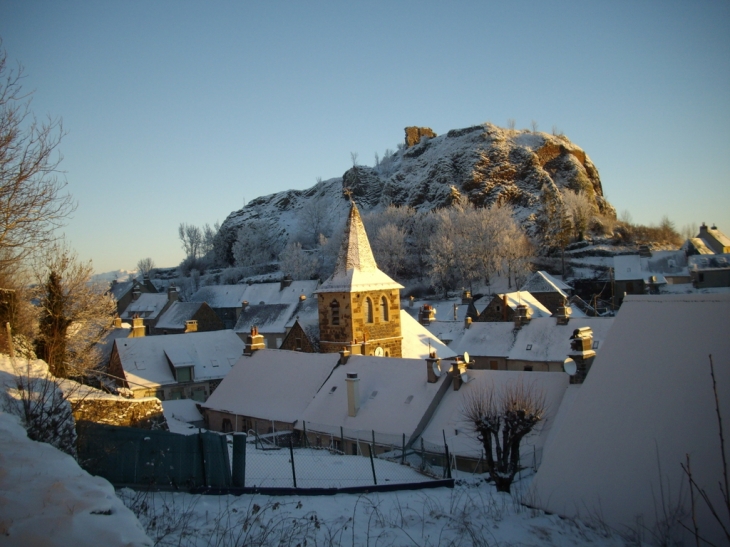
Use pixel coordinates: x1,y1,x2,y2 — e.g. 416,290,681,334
364,297,373,323
380,296,389,321
330,300,340,325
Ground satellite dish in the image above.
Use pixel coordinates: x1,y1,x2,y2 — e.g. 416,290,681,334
463,351,470,364
432,362,442,377
375,347,384,357
563,358,577,376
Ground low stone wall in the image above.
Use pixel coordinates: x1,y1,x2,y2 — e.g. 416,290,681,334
71,396,167,429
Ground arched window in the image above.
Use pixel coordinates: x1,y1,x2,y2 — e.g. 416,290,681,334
330,300,340,325
364,297,373,323
380,296,389,321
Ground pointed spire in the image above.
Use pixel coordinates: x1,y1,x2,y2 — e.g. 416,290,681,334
332,202,378,276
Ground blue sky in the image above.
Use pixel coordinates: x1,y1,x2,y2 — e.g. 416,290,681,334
1,1,728,273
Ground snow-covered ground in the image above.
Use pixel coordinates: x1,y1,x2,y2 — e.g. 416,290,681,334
118,476,628,547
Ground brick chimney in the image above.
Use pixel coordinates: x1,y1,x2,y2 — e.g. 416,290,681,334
280,274,293,291
419,304,436,325
426,351,441,383
168,285,178,302
464,317,472,329
461,289,472,305
514,304,532,329
568,327,597,383
130,316,145,337
346,372,360,417
241,300,249,311
339,347,351,365
244,326,265,356
450,360,464,391
184,320,198,333
113,316,122,329
554,299,572,325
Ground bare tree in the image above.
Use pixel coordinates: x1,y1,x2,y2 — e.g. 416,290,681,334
507,118,516,130
462,381,546,493
178,223,203,260
298,197,332,246
350,151,359,167
0,46,75,276
201,221,219,257
33,243,116,378
136,257,156,278
531,120,539,132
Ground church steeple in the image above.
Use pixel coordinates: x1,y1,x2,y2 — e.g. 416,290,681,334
316,200,403,357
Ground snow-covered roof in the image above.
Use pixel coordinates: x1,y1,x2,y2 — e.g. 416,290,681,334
399,310,456,359
424,320,467,347
520,271,571,296
114,330,244,390
161,398,204,423
450,317,614,362
612,254,643,281
155,301,205,330
686,237,715,255
689,253,730,271
418,370,569,460
401,298,470,323
317,202,403,293
108,280,134,301
531,294,730,545
202,350,340,423
498,291,552,317
299,355,449,445
233,303,297,335
121,293,169,320
189,284,249,308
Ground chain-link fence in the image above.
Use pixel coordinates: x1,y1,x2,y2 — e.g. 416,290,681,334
76,421,453,493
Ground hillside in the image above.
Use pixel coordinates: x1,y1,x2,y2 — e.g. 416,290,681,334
215,123,615,264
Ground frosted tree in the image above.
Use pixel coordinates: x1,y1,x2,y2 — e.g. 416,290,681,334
540,183,572,276
178,223,203,260
427,232,460,298
201,221,220,257
462,381,546,493
232,220,283,274
561,189,594,241
298,197,332,246
136,257,155,278
371,224,407,278
279,241,318,280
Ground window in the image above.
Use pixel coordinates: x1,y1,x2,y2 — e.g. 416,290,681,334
364,297,373,323
330,300,340,325
524,365,533,372
295,338,302,350
526,344,532,351
176,366,192,382
592,340,599,349
380,296,389,321
222,419,233,433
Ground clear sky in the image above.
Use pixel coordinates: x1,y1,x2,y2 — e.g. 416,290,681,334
1,1,728,273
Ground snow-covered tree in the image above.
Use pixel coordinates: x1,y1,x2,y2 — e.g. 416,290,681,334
279,241,318,280
540,183,572,275
561,189,595,241
372,224,407,278
232,220,283,273
178,223,203,260
462,381,546,493
136,257,156,278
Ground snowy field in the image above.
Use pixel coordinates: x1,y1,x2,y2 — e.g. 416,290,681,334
118,477,628,547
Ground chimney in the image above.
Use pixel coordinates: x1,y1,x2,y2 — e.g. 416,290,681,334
244,326,265,356
168,285,178,302
555,299,572,325
409,295,414,308
514,304,531,329
280,274,293,291
346,372,360,417
419,304,436,325
699,222,708,236
299,294,306,302
502,295,508,321
426,352,441,383
132,288,141,302
450,360,464,391
113,316,122,329
461,289,472,305
130,316,145,337
568,327,597,383
464,317,472,329
339,347,351,365
184,320,198,333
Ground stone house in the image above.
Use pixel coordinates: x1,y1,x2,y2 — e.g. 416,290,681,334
154,301,224,335
107,277,156,317
689,254,730,288
519,271,572,314
119,285,179,334
476,291,552,322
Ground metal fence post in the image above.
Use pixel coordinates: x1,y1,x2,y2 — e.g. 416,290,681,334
369,444,377,485
302,421,307,448
420,437,425,470
401,433,405,465
340,426,344,453
289,435,297,488
444,443,452,479
232,433,246,488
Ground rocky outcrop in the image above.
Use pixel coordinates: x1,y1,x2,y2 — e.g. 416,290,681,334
404,126,437,147
215,123,615,263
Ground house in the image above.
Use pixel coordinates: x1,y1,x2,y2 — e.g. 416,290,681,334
417,369,570,472
297,353,451,455
201,346,340,434
189,284,250,328
475,291,552,322
119,285,179,334
519,271,573,314
450,313,613,375
689,254,730,288
107,277,156,317
696,222,730,254
154,301,225,335
315,201,405,357
530,294,730,546
279,295,321,352
612,254,645,299
233,302,300,349
107,330,244,400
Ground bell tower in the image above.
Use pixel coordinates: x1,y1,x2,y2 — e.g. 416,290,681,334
316,201,403,357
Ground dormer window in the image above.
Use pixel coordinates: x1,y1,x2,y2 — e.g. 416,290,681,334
330,300,340,326
175,366,193,383
365,297,373,323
